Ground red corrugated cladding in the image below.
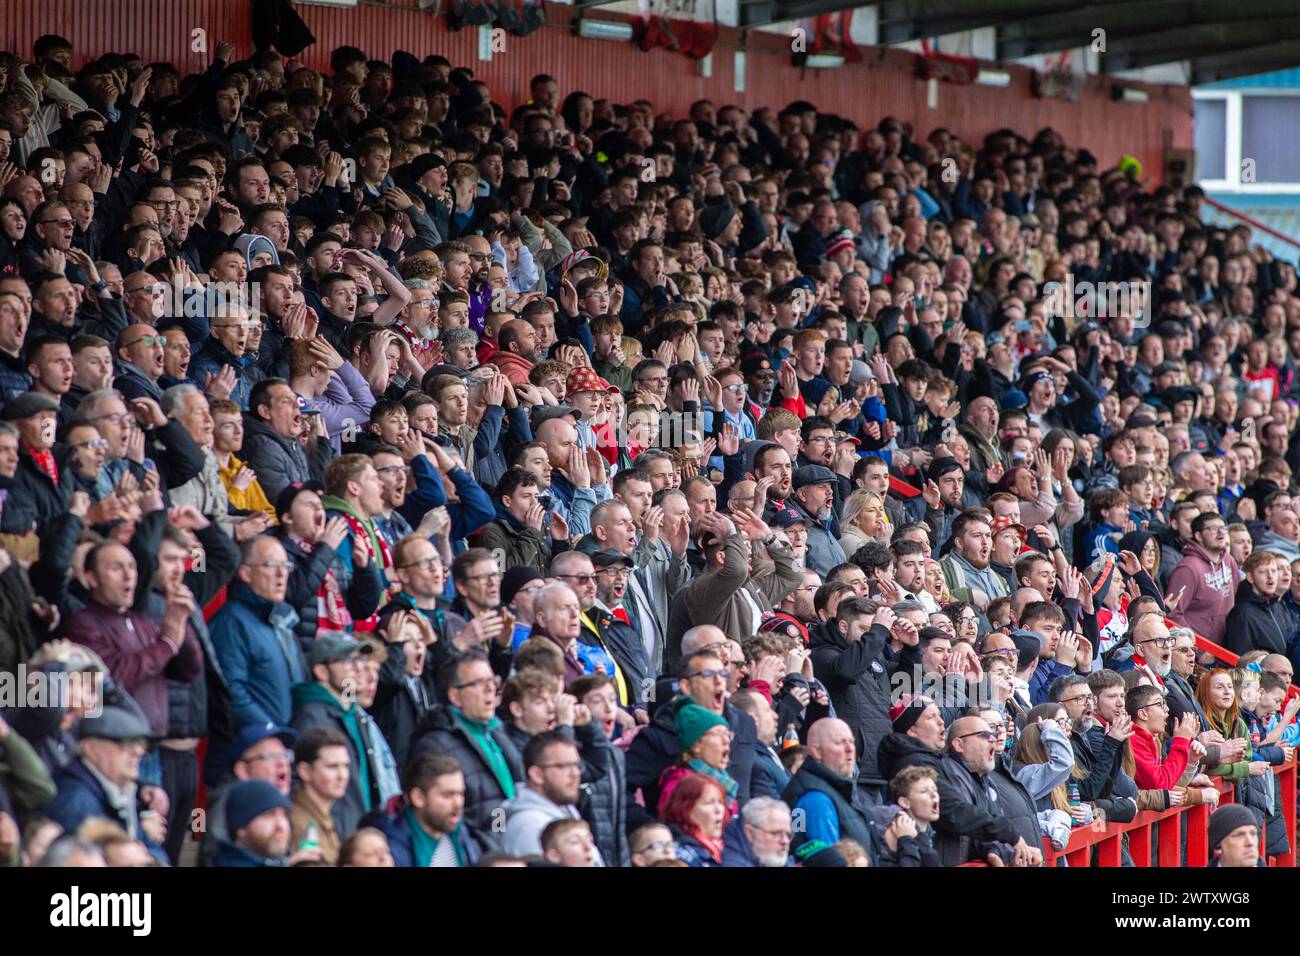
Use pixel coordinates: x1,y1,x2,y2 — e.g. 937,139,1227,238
5,0,1191,179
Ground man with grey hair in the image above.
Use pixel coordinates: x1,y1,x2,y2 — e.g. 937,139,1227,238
395,278,439,363
163,383,269,541
530,580,586,686
723,796,794,867
188,303,267,411
73,386,205,499
36,836,107,867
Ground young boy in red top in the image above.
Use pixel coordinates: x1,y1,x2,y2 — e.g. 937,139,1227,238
1127,684,1201,789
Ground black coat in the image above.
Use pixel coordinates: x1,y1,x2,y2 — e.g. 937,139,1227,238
11,444,72,532
1225,580,1289,656
371,648,438,771
809,621,894,786
987,755,1045,848
876,732,944,783
623,698,756,830
932,752,1020,866
410,706,524,853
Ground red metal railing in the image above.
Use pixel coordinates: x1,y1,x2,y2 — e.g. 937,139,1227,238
962,627,1297,867
1201,195,1300,251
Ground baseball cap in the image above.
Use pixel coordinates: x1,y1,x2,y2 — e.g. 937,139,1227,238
306,634,373,668
232,722,298,758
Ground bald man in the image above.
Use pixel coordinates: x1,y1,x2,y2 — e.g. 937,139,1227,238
935,715,1041,866
782,717,874,865
536,415,599,536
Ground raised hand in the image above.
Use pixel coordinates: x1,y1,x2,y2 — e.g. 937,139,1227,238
778,357,798,399
730,506,769,542
717,421,740,456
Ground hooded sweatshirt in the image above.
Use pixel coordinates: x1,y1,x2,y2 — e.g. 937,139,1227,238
1166,542,1238,643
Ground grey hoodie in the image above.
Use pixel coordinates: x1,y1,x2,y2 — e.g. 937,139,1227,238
502,785,604,864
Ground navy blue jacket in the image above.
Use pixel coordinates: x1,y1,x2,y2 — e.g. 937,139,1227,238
44,760,168,863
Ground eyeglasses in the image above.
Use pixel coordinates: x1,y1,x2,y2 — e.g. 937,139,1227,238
71,437,109,450
722,383,747,393
397,557,441,571
128,284,165,296
1140,636,1176,649
556,573,597,585
640,376,668,387
703,727,736,742
243,749,293,764
455,675,501,692
688,669,732,681
125,335,167,349
93,412,133,427
40,218,75,229
804,436,834,446
375,464,405,477
957,730,997,741
468,253,490,262
461,571,502,584
635,840,677,855
751,825,793,841
596,566,631,578
1062,693,1095,705
1141,699,1170,712
250,560,292,571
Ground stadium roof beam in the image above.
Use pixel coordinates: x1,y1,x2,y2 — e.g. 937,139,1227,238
734,0,1300,80
1096,20,1300,73
1188,39,1300,83
740,0,870,28
996,0,1297,60
874,0,1126,45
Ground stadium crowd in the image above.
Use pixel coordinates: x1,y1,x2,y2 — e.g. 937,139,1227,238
0,32,1290,869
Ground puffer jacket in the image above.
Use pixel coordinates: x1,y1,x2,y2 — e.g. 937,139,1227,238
809,620,894,787
503,785,598,861
187,338,266,411
240,413,334,502
933,752,1020,866
410,705,524,853
573,717,629,868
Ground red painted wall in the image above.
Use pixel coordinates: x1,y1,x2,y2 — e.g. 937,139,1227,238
6,0,1191,179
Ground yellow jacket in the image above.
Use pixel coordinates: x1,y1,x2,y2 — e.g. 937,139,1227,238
218,454,276,519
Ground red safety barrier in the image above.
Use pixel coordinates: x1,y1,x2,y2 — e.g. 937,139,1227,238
1041,775,1236,867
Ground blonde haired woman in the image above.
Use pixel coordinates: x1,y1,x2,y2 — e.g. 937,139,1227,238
838,489,892,556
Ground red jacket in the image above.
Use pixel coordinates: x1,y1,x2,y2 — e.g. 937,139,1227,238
486,349,535,385
63,599,203,738
1130,724,1189,789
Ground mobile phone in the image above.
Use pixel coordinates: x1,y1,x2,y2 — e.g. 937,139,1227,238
0,490,8,508
143,458,157,472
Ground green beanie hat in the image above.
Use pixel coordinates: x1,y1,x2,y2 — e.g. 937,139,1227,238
673,695,728,752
